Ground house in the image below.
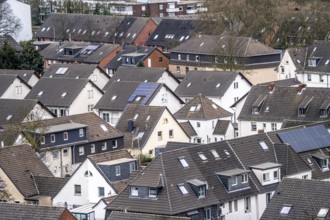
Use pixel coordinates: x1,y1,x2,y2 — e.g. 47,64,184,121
261,178,330,220
25,78,103,117
108,211,191,220
278,41,330,87
174,95,233,144
146,19,204,51
106,129,311,220
169,35,281,83
0,69,40,87
95,81,183,126
52,149,137,217
42,63,110,90
0,74,31,99
0,99,54,126
39,41,121,71
115,104,190,157
237,84,330,137
28,112,124,177
106,66,179,92
105,46,170,76
174,70,252,113
0,203,76,220
0,144,67,205
0,35,22,52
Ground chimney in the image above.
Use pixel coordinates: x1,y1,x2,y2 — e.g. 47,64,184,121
128,119,135,132
298,84,307,94
268,82,275,93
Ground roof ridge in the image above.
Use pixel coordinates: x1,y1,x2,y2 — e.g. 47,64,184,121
199,95,208,120
160,154,173,214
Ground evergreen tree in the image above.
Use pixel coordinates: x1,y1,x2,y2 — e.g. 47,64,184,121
0,41,20,69
19,41,44,76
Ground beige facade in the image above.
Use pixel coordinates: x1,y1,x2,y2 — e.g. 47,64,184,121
0,168,25,203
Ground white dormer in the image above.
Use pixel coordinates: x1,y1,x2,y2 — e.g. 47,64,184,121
250,162,281,186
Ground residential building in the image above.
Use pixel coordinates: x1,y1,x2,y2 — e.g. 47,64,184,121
169,35,281,83
0,35,22,52
174,95,233,144
0,69,40,87
25,78,103,117
0,74,31,99
108,211,191,220
115,104,190,157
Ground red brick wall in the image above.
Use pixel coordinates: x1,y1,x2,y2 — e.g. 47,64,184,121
134,19,158,46
98,45,122,71
143,49,169,68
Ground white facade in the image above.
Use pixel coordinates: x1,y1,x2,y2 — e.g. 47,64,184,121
213,122,235,142
1,78,30,99
7,0,32,42
22,102,54,122
149,86,183,114
157,71,180,92
93,199,108,220
99,110,122,127
53,159,116,209
238,120,283,137
89,68,109,90
277,49,298,80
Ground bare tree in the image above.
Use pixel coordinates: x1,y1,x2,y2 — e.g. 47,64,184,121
0,0,21,36
0,180,13,202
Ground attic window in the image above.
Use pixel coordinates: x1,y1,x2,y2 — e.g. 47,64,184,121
146,115,150,121
326,60,330,65
211,104,218,109
317,208,329,218
307,58,321,67
195,104,201,111
154,35,159,40
117,78,121,81
178,184,188,195
132,33,136,38
179,157,189,168
224,150,230,156
135,96,142,102
189,106,196,111
259,141,269,150
198,152,207,161
187,82,192,87
61,92,67,97
252,95,267,114
216,83,221,88
280,204,292,215
133,114,139,120
210,149,220,159
179,36,184,41
200,42,204,47
298,96,313,117
37,91,44,96
100,124,108,132
111,95,117,101
6,115,13,121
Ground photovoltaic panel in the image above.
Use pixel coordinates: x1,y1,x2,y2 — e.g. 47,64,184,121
127,82,159,105
277,125,330,153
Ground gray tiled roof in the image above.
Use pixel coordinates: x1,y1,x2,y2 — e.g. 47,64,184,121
213,120,231,135
174,70,240,97
0,69,38,85
238,85,330,122
286,47,306,72
25,78,94,107
0,145,54,198
0,203,72,220
304,40,330,73
107,211,191,220
0,35,21,51
261,178,330,220
34,176,68,198
174,95,232,120
258,78,301,87
113,17,150,44
179,121,197,137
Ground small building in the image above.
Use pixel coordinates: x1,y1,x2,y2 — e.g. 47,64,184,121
0,74,31,99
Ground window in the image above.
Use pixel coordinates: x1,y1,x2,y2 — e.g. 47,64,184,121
281,66,284,74
232,176,237,186
176,66,180,72
141,5,145,10
266,192,272,205
79,128,84,137
103,113,110,122
229,201,232,213
234,97,239,102
198,152,207,161
263,173,270,182
74,185,81,195
52,150,58,159
91,144,95,153
63,148,68,156
259,141,269,150
98,187,105,197
40,136,45,145
63,132,68,141
274,170,278,179
234,200,238,211
320,75,324,82
15,86,22,94
185,66,189,73
169,129,173,138
159,57,163,62
0,181,4,191
51,134,55,143
60,108,68,116
204,208,211,220
87,90,93,98
197,122,201,127
320,159,328,170
115,166,121,176
210,149,220,159
280,204,292,215
198,185,206,198
178,184,188,195
79,147,84,155
234,82,238,89
245,197,251,213
187,54,190,61
179,157,189,168
302,175,308,179
307,74,311,81
317,208,329,218
251,122,257,131
112,140,117,148
102,142,107,151
178,54,181,60
157,131,162,141
129,162,136,173
195,55,199,61
271,123,277,131
159,4,163,9
242,173,248,183
149,188,157,198
131,187,138,196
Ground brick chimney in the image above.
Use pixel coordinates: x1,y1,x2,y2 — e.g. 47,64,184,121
268,82,275,93
298,84,307,94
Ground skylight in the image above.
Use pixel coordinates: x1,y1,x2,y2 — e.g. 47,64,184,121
189,106,196,111
259,141,269,150
146,115,150,121
326,60,330,65
61,92,67,97
132,33,136,38
185,36,190,40
211,103,218,109
280,204,292,215
56,67,68,75
187,82,192,87
210,149,220,159
6,115,12,121
137,132,144,139
200,42,204,47
179,36,184,41
179,157,189,168
198,152,207,161
216,83,221,88
178,184,188,195
133,114,139,120
224,150,230,156
111,95,117,101
100,124,108,132
37,91,44,96
154,35,159,40
195,104,201,111
317,208,329,217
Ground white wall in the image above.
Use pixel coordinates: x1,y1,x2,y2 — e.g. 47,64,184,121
93,200,107,220
7,0,32,42
221,196,259,220
1,78,30,99
238,121,282,137
286,170,312,179
88,68,109,90
252,167,281,186
98,110,122,127
157,71,179,92
22,103,54,122
277,50,297,80
149,86,182,114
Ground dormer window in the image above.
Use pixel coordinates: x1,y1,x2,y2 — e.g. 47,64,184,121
210,149,220,159
242,173,248,183
250,162,282,186
130,187,138,196
252,95,267,114
217,168,250,192
312,153,329,171
320,98,330,117
263,173,270,182
317,208,329,218
298,96,313,117
149,188,157,198
307,57,321,67
187,179,207,198
198,152,207,161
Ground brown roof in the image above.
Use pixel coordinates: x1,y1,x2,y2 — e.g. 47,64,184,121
179,121,197,137
213,120,231,135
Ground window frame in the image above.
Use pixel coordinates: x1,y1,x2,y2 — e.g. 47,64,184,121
149,188,157,198
91,144,95,153
98,187,105,197
79,128,84,137
157,131,162,141
115,166,121,176
51,134,55,143
101,142,107,151
242,173,248,183
263,172,270,182
63,132,68,141
74,184,82,195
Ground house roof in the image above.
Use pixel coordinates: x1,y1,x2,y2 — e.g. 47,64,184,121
258,78,301,87
0,35,21,51
179,121,197,138
107,211,191,220
0,69,38,85
238,84,330,122
174,95,232,120
304,40,330,73
0,203,72,220
286,47,306,72
174,70,241,97
0,74,30,96
261,178,330,220
213,120,231,135
164,141,199,152
171,35,280,57
42,63,107,79
25,78,99,107
34,176,68,198
0,145,54,198
35,13,125,43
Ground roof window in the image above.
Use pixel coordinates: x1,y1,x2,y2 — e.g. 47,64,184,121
100,124,108,132
178,184,188,195
179,157,189,168
280,204,292,215
317,208,329,218
210,149,220,159
111,95,117,101
61,92,67,97
259,141,269,150
198,152,207,161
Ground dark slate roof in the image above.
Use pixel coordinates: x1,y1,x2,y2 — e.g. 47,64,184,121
116,104,166,149
171,35,280,57
261,178,330,220
213,120,231,135
179,121,197,137
164,141,199,152
0,69,38,85
42,63,107,79
94,81,140,111
25,78,94,107
238,85,330,122
146,19,204,49
258,78,301,87
174,95,232,120
0,203,72,220
35,14,125,43
0,145,53,198
107,211,191,220
304,40,330,73
0,35,21,51
34,176,68,198
174,70,240,97
286,47,306,72
0,74,24,96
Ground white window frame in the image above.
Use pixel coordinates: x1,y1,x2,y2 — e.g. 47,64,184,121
40,136,45,145
204,208,211,220
149,188,157,198
87,90,94,98
263,172,270,182
232,176,238,186
63,132,68,141
242,173,248,183
157,131,162,141
112,140,117,148
51,134,55,143
273,170,279,179
98,187,105,197
79,147,84,156
74,184,81,195
91,144,95,153
102,142,107,151
79,128,84,137
115,166,121,176
131,187,138,196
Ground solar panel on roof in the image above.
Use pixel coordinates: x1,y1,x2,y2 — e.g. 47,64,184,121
127,82,159,105
277,125,330,153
